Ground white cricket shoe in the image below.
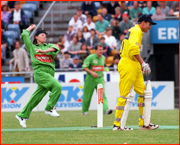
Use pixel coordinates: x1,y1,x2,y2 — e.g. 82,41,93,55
82,112,88,115
15,115,27,128
139,123,159,130
113,125,133,130
45,107,60,117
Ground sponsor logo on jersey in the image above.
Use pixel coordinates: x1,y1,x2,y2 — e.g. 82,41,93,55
35,54,52,63
92,66,104,71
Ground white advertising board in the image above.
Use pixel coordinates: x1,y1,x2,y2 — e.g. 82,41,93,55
1,82,174,112
54,71,120,83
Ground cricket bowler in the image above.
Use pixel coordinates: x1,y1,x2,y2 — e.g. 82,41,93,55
113,15,159,130
82,44,112,115
15,24,62,128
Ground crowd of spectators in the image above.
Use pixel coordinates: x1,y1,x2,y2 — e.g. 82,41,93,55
1,1,179,72
55,1,178,71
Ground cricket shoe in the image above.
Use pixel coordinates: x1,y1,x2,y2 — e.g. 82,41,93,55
104,109,113,115
139,123,159,130
82,112,88,115
15,115,27,128
45,107,60,117
113,124,133,130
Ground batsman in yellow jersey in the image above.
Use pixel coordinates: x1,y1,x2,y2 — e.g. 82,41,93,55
113,14,159,130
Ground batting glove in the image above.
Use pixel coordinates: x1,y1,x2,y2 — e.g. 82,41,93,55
141,62,151,75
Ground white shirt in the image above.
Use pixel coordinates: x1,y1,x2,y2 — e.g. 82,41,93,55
83,32,91,40
83,22,95,31
68,18,82,34
70,14,87,25
104,35,117,48
61,41,70,53
13,9,21,22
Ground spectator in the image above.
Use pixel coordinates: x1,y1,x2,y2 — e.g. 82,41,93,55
1,44,5,59
152,6,166,20
82,15,95,31
110,19,122,40
102,7,112,22
130,1,142,22
121,1,130,16
76,8,87,25
158,1,169,16
68,36,82,57
85,28,100,50
119,13,134,34
1,20,6,30
167,9,178,19
114,7,122,22
64,25,76,45
69,55,82,71
76,30,86,43
60,51,73,69
104,27,117,49
138,1,147,9
152,1,159,8
9,40,29,76
68,14,82,34
81,1,97,17
95,13,110,37
1,29,8,52
172,1,179,12
1,4,10,25
106,1,120,15
56,42,65,60
78,43,90,64
116,33,125,54
8,1,15,11
58,36,69,53
126,1,134,10
8,1,27,33
142,1,156,16
109,54,120,71
82,25,91,40
99,37,112,58
54,55,60,69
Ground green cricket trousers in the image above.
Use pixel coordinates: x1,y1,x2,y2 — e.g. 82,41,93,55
17,65,62,118
82,76,109,114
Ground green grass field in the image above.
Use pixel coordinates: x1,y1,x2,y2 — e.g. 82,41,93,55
1,109,179,144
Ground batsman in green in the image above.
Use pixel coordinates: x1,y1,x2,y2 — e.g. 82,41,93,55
82,44,112,115
16,24,62,128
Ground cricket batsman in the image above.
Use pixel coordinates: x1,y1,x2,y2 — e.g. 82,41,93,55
113,15,159,130
82,44,112,115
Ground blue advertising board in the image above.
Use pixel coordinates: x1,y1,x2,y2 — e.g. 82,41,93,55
150,20,179,44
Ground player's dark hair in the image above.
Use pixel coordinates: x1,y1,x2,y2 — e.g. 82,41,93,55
95,44,102,50
33,37,38,44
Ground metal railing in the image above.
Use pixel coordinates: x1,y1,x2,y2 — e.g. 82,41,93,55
1,67,117,83
22,1,56,49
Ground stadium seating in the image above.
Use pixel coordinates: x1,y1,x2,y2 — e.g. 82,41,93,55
94,2,101,9
4,31,16,45
26,1,39,5
22,3,37,12
7,24,20,38
109,49,117,56
89,49,96,54
106,56,113,67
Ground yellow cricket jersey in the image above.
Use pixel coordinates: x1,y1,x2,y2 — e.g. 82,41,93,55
120,24,143,63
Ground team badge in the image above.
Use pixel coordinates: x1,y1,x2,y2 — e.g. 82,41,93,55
93,60,97,64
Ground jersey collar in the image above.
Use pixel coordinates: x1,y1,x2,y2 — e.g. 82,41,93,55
135,24,143,35
35,43,48,46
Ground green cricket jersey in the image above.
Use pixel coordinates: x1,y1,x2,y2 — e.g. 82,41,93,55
21,30,59,70
82,53,105,77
